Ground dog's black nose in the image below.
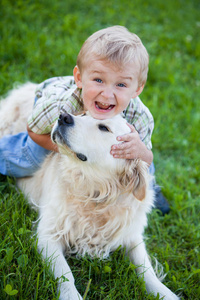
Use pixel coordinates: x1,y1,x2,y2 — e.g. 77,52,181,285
58,113,74,126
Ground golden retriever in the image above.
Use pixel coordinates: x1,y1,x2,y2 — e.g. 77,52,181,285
0,83,179,300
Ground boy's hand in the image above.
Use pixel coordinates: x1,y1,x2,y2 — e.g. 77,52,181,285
110,123,153,165
27,125,59,152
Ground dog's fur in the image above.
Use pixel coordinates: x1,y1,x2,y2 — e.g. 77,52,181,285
0,83,179,299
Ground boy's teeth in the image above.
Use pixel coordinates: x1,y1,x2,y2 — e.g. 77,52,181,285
96,102,112,109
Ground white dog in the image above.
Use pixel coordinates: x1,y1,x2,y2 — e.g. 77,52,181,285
0,84,179,300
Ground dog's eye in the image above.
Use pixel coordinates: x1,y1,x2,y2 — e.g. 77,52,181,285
80,113,86,117
98,124,110,132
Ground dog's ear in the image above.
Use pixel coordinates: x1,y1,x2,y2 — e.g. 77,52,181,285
118,160,148,201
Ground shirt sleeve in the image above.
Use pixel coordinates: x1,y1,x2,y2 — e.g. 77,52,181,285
28,92,60,134
27,76,77,134
123,97,154,150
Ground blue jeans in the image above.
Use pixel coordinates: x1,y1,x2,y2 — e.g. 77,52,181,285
0,132,50,177
149,161,155,176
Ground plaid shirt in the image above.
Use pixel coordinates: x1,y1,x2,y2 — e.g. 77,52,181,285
28,76,154,149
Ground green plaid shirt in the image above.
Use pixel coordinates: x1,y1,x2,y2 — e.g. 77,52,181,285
28,76,154,149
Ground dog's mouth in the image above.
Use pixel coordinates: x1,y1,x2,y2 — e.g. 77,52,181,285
52,127,88,162
95,101,115,111
52,129,64,145
76,153,87,161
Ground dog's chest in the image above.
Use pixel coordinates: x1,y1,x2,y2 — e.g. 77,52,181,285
60,197,138,258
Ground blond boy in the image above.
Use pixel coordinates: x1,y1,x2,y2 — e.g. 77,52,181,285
1,26,153,175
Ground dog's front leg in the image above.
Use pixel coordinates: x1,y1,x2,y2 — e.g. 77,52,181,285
127,239,179,300
37,228,82,300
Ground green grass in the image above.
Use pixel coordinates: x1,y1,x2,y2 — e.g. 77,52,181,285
0,0,200,299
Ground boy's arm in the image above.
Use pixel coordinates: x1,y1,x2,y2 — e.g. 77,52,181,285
27,125,59,152
110,123,153,165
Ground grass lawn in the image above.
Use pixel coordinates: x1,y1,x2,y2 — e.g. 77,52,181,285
0,0,200,299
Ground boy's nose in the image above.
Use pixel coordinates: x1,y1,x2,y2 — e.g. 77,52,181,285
101,87,114,99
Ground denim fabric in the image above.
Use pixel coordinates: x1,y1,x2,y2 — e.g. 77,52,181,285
149,162,155,175
0,131,50,177
149,162,156,191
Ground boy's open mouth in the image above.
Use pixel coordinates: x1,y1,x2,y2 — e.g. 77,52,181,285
95,101,115,110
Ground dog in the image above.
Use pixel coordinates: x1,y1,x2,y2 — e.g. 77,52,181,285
0,83,179,300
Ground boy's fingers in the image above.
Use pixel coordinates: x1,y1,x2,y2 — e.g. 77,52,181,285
126,122,137,132
111,141,130,151
110,147,133,159
117,132,138,142
116,123,137,141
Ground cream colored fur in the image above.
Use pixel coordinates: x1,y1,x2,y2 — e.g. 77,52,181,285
0,84,179,300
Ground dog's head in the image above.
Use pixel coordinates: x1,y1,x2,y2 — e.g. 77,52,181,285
52,112,131,164
51,112,149,201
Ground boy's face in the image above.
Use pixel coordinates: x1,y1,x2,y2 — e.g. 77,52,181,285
73,58,144,120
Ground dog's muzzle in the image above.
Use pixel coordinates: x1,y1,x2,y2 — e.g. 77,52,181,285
56,113,88,162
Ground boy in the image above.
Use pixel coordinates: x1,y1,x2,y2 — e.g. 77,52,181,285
0,26,169,213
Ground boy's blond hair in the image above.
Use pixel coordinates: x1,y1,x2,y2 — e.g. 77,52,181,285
77,25,149,87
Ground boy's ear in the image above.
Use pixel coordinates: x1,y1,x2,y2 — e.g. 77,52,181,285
132,84,144,98
73,66,82,88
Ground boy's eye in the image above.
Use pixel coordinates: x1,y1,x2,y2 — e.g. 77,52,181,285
95,78,103,83
117,83,126,87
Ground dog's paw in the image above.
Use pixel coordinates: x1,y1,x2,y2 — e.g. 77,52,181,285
59,283,83,300
154,284,179,300
59,292,82,300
